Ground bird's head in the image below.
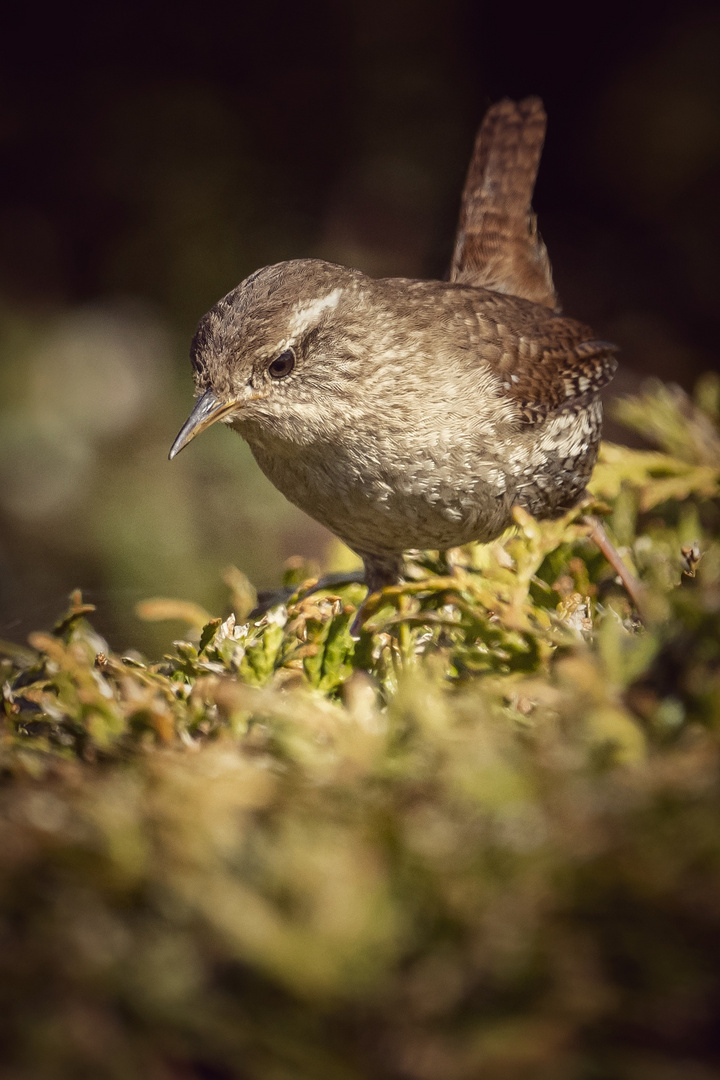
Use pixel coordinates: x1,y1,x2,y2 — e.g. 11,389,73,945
169,259,374,458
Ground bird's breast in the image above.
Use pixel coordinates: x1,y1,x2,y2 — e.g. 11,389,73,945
243,429,514,555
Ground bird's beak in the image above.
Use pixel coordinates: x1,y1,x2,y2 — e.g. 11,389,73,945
168,389,240,460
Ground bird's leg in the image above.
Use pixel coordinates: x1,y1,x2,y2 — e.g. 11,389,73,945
361,553,405,593
349,552,405,638
436,549,459,577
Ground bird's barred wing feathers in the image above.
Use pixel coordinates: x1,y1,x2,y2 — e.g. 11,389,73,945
489,336,619,424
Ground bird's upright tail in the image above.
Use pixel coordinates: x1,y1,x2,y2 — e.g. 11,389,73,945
450,97,557,310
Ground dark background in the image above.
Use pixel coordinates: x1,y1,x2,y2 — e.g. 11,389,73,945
1,0,719,651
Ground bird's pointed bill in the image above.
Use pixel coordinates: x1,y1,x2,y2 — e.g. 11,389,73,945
169,390,239,459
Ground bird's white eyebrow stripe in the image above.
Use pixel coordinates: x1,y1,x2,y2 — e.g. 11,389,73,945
287,288,343,337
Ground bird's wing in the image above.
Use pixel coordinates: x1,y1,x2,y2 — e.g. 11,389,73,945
450,98,557,310
483,319,618,424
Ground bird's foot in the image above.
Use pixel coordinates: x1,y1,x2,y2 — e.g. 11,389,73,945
346,553,405,638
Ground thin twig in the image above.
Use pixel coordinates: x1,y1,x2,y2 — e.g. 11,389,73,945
582,515,648,624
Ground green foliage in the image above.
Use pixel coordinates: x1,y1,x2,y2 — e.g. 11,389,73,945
1,379,720,1078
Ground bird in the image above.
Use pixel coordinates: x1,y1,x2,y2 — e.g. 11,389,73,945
169,98,618,599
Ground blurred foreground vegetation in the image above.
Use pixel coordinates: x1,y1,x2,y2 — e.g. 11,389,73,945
2,378,720,1079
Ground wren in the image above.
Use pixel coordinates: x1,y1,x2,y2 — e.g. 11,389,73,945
170,98,617,594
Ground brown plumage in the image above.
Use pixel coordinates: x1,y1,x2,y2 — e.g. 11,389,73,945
450,97,556,307
170,98,618,595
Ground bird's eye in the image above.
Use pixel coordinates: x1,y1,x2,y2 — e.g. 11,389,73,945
268,349,295,379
